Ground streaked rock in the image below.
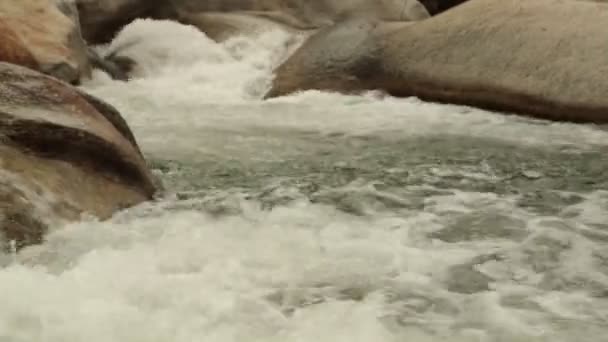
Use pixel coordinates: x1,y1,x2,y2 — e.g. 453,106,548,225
0,62,158,250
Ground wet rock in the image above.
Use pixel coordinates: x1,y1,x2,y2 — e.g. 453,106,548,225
0,0,92,84
58,0,135,81
266,0,608,123
87,48,135,81
265,17,382,97
0,62,158,250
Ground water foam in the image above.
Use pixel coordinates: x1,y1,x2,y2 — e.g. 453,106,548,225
1,18,607,341
83,19,608,157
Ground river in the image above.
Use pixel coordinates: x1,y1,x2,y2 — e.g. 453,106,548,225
1,18,607,342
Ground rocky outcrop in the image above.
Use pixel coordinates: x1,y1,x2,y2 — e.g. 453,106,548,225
266,0,608,123
0,62,158,250
0,0,92,84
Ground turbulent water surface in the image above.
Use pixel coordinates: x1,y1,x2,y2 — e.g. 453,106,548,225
2,19,608,341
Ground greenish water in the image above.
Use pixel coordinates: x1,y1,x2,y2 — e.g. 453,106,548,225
151,134,607,217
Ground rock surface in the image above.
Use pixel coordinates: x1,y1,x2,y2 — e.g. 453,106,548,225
266,0,608,123
0,62,158,250
0,0,92,84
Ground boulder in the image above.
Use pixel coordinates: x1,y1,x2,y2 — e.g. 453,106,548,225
266,0,608,123
0,0,92,84
0,62,158,250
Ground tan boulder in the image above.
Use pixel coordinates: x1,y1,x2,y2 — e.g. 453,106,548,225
266,0,608,123
0,20,38,71
0,0,92,84
0,62,158,250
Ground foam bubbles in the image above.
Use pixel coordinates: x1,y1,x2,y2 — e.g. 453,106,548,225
2,17,607,342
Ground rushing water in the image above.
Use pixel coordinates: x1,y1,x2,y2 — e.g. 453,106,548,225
1,18,608,341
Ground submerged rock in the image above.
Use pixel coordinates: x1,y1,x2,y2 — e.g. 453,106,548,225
87,48,135,81
0,62,158,250
170,0,430,22
266,0,608,123
0,0,92,84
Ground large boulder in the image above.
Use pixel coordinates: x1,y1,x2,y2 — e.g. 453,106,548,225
266,0,608,123
0,62,158,250
0,0,92,84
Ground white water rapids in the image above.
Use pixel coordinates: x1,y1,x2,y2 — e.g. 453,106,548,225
1,19,608,341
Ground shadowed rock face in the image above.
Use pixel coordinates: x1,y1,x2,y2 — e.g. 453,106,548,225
76,0,430,45
418,0,470,15
76,0,168,44
266,0,608,123
0,0,91,84
0,62,158,250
